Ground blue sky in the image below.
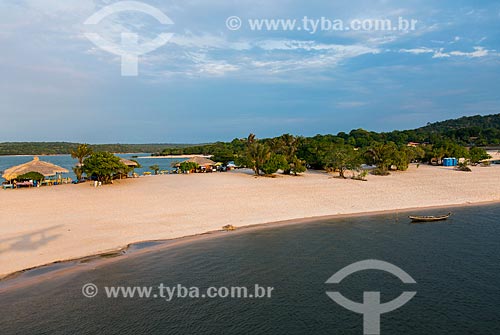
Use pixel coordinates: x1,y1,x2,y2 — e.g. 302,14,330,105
1,0,499,143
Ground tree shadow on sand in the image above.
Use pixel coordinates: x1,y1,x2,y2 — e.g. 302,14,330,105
0,225,63,254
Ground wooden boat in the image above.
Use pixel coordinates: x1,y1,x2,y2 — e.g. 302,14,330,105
409,213,451,223
222,224,236,231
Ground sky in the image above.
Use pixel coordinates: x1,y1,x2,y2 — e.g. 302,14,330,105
1,0,499,143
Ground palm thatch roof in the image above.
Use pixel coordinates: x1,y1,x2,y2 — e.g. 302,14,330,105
2,157,69,181
185,156,216,166
120,158,139,167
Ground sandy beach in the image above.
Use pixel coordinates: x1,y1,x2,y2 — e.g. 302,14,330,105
1,164,500,278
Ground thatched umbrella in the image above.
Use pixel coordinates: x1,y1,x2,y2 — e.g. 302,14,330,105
185,156,216,167
2,156,69,181
119,158,139,167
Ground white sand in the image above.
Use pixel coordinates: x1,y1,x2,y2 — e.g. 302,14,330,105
1,164,500,277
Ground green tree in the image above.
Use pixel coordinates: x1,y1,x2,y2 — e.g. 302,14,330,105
71,144,93,180
365,142,397,175
82,152,127,184
469,147,491,165
72,166,84,181
325,145,362,178
71,143,93,164
244,134,271,176
179,161,198,173
289,157,307,175
261,154,288,175
149,164,160,175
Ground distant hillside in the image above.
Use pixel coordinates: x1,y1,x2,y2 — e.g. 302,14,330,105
0,142,196,156
414,113,500,145
1,113,499,155
420,114,500,132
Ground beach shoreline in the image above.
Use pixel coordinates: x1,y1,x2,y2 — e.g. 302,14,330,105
1,164,500,282
1,200,499,292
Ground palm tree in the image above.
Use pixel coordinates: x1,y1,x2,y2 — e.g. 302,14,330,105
71,144,93,180
149,164,160,175
274,134,299,174
246,134,270,175
365,142,397,174
71,144,93,165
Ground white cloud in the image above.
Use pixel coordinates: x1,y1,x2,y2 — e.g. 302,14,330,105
449,46,489,58
400,46,493,59
432,48,451,58
399,47,434,55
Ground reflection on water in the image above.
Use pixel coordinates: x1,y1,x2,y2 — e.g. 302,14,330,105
1,204,500,334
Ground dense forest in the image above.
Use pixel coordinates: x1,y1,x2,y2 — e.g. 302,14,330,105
0,142,196,156
1,113,499,158
150,113,499,176
156,113,500,155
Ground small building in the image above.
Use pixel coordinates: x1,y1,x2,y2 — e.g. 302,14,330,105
118,158,139,178
185,156,216,172
119,158,139,168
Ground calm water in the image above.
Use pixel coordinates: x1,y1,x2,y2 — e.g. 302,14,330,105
1,205,500,334
0,154,182,182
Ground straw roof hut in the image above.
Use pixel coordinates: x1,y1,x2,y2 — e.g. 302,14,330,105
120,158,139,167
2,157,69,181
185,156,216,166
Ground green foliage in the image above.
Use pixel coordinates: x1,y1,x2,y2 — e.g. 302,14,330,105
352,170,368,181
71,144,93,165
424,140,469,164
289,157,307,175
0,142,191,156
210,145,236,164
364,142,421,174
244,134,271,175
17,172,44,181
365,142,398,173
3,115,498,178
82,152,127,184
269,134,307,175
324,145,361,178
149,164,160,175
456,162,472,172
261,154,288,175
468,147,491,165
72,165,84,181
71,144,93,180
130,159,141,169
179,161,199,173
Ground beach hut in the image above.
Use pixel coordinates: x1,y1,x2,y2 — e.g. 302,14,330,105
119,158,139,168
2,156,69,184
118,158,139,178
185,156,216,172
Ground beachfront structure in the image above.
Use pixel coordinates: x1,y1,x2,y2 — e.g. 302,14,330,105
2,156,69,183
185,156,216,171
185,156,216,166
119,158,139,168
118,158,139,178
